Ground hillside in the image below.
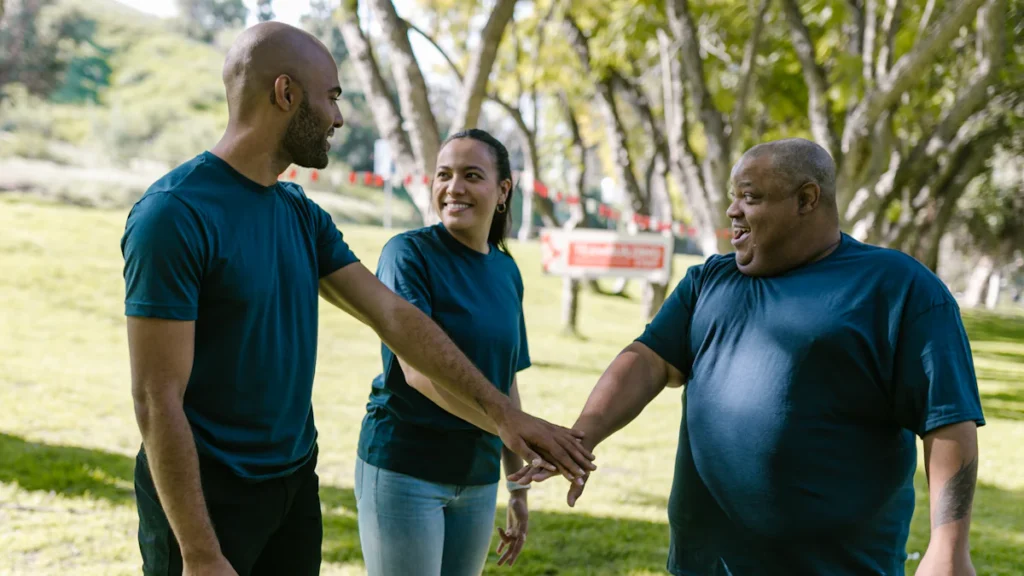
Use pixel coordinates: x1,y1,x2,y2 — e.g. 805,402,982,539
0,0,418,227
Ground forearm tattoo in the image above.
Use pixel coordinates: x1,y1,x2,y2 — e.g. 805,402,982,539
932,456,978,528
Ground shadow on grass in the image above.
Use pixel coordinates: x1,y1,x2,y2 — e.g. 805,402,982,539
2,433,1021,575
0,432,135,504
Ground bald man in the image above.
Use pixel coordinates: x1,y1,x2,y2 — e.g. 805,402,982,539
121,22,593,576
512,139,985,575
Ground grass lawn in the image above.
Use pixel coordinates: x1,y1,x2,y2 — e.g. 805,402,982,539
1,196,1022,575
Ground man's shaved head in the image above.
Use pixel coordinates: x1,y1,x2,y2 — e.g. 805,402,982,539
736,138,838,211
222,21,336,118
219,21,343,170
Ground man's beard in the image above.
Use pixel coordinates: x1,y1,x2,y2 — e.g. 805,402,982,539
282,97,329,169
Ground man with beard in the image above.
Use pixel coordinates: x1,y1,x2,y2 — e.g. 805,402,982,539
511,139,985,575
121,22,594,576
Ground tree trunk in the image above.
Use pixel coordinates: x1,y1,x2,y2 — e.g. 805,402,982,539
337,3,432,221
449,0,518,132
985,269,1002,310
780,0,842,162
368,0,441,186
964,255,994,308
666,0,733,254
658,29,719,255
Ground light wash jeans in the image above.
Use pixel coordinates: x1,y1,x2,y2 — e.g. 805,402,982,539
355,457,499,576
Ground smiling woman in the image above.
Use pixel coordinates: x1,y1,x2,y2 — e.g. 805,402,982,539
354,129,537,573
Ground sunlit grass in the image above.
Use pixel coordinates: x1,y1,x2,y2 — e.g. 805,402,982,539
1,197,1022,575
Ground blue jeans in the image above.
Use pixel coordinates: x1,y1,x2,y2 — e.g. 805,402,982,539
355,457,499,576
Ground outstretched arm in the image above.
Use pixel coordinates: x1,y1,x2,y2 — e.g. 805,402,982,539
917,421,979,575
318,263,594,480
397,357,498,435
509,341,684,506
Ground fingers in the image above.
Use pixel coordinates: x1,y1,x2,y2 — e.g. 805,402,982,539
567,476,588,507
506,464,533,483
509,532,526,565
509,439,557,474
496,529,526,566
555,433,597,471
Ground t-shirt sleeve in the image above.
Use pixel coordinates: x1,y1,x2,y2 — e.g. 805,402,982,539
376,235,432,316
306,195,359,277
516,274,531,372
635,262,705,375
121,193,205,321
891,302,986,437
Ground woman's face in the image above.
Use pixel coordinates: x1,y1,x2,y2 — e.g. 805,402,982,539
432,138,509,237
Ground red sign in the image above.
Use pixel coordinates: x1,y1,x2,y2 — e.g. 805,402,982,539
540,229,674,282
567,242,665,270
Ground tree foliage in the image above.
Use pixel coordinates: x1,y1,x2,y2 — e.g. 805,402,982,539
175,0,247,44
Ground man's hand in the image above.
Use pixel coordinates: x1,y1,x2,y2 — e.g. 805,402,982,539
495,408,595,483
508,456,591,507
497,491,529,566
183,553,239,576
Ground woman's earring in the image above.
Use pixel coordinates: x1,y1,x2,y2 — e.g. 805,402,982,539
496,202,507,214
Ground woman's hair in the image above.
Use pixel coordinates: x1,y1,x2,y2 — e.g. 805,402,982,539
439,128,515,257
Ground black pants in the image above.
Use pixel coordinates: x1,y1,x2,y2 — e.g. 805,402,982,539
134,444,322,576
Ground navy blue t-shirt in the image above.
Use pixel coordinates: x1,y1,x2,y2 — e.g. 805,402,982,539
636,234,985,575
121,151,359,480
357,224,531,485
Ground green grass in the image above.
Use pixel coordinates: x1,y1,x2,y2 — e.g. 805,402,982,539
1,196,1022,575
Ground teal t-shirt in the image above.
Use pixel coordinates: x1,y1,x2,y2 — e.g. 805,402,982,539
357,224,531,485
121,151,359,480
637,234,985,575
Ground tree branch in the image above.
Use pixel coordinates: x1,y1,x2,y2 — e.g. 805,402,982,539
729,0,770,152
405,20,464,83
862,0,878,83
875,0,903,78
450,0,518,132
780,0,842,163
917,0,936,40
874,0,1006,219
842,0,987,154
564,14,647,216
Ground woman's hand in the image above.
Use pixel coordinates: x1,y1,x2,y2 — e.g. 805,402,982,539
497,490,529,566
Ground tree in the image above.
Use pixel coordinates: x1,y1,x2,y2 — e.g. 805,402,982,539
0,0,100,100
403,5,562,236
176,0,247,44
777,0,1011,269
337,0,518,224
256,0,273,23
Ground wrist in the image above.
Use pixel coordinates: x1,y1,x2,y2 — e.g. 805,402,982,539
485,395,515,425
180,540,222,565
572,415,604,452
507,482,529,497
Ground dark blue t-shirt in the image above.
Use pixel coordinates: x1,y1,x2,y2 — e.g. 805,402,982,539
121,151,359,480
636,234,985,576
357,224,531,485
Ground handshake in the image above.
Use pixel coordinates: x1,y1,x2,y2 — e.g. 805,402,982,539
495,407,598,508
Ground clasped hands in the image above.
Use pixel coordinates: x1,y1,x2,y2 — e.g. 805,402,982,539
507,438,595,508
